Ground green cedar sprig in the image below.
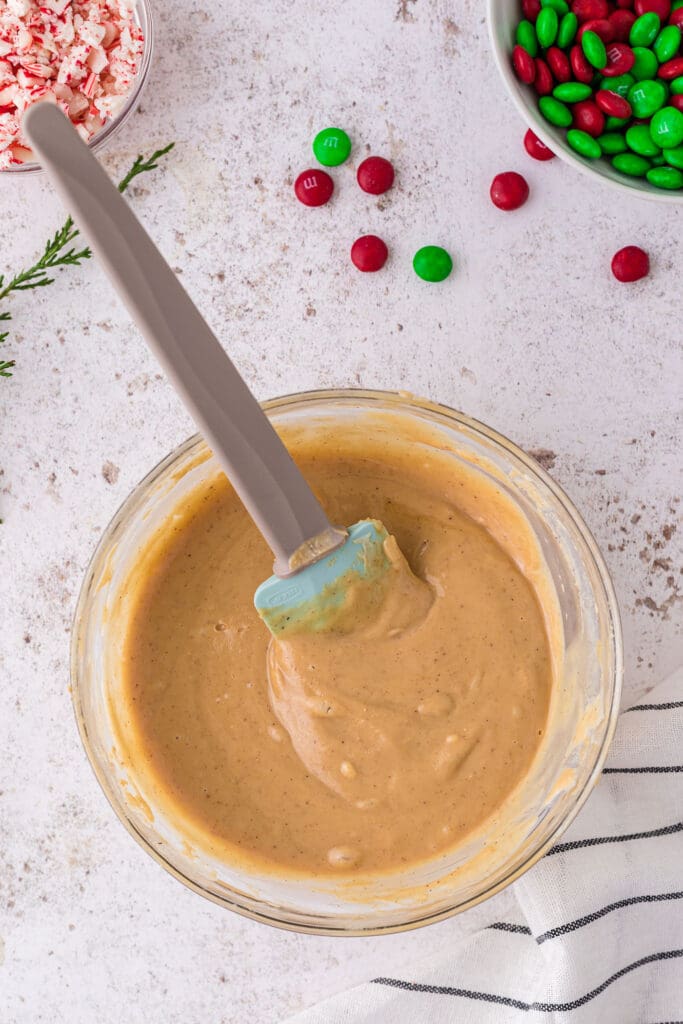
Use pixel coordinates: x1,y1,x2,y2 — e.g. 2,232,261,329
0,142,175,378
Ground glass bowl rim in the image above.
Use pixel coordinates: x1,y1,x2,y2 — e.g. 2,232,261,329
70,387,624,936
0,0,154,177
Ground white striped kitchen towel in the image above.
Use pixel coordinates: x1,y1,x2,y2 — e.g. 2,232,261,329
287,669,682,1024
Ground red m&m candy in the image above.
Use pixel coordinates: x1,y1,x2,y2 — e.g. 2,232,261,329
534,57,555,95
547,46,571,82
611,245,650,282
658,57,683,79
490,171,530,210
570,43,596,82
351,235,389,272
578,17,615,42
522,0,541,20
357,156,395,195
294,169,334,207
609,9,636,41
573,0,609,22
596,89,633,118
601,42,636,76
634,0,670,18
573,99,606,137
513,44,537,84
524,129,556,160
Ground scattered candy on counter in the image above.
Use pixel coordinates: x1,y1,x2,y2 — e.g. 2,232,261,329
490,171,531,209
357,155,395,195
413,246,453,282
351,234,389,272
611,244,650,281
295,130,451,281
297,125,652,286
294,168,334,206
0,0,144,169
313,126,351,166
511,0,683,191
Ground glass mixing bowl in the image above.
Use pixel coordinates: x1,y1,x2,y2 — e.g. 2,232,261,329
71,390,622,935
1,0,153,176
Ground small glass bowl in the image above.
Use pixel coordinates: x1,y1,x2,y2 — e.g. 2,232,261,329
1,0,153,176
71,390,623,936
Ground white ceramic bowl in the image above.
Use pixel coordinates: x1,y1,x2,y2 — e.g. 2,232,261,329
487,0,683,204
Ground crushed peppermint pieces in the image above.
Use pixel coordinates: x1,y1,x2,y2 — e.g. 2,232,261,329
0,0,144,169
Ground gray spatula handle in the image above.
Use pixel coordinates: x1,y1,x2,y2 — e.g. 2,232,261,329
24,104,345,576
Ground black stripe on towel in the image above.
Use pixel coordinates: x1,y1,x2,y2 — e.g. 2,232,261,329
488,892,683,945
373,949,683,1013
548,821,683,855
625,701,683,713
603,766,683,774
536,891,683,944
488,922,533,935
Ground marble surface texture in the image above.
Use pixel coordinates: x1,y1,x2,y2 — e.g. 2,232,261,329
2,1,681,1021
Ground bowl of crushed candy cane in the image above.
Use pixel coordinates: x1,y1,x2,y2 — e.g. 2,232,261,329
0,0,153,173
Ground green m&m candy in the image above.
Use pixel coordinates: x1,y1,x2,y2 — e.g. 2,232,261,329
671,76,683,95
604,73,636,98
626,124,662,156
628,79,668,117
604,114,631,130
630,12,661,48
630,47,659,82
516,19,538,56
540,0,568,13
654,25,682,63
557,11,578,48
663,146,683,168
650,106,683,148
536,6,559,47
582,30,607,70
567,129,602,159
612,152,652,176
413,246,453,283
646,165,683,188
598,132,628,155
539,95,573,127
553,82,593,102
312,127,351,167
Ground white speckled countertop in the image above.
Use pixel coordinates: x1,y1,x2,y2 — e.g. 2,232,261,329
2,1,681,1021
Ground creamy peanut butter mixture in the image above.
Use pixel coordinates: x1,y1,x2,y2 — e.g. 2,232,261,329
120,417,553,876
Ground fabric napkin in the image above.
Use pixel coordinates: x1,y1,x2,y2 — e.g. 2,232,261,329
287,669,683,1023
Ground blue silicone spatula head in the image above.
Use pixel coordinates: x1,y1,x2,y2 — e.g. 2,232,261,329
254,520,391,636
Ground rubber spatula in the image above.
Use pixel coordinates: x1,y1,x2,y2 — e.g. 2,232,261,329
24,104,391,636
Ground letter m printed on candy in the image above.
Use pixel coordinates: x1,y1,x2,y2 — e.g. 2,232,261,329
312,127,352,166
294,168,334,206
